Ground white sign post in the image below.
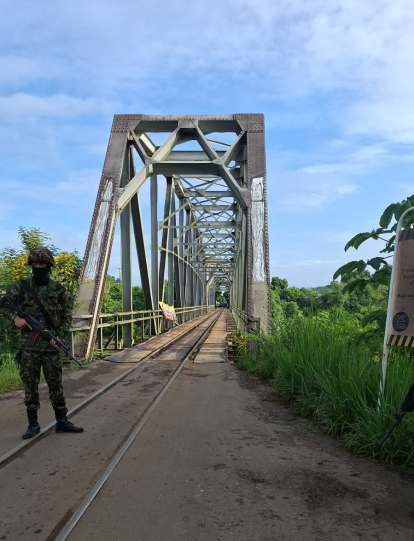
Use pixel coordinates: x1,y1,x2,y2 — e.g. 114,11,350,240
382,207,414,394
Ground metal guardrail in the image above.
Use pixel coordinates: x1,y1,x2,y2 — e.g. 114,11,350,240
69,304,215,356
230,306,259,335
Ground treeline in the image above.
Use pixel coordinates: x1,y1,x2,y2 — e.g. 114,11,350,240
0,227,82,354
270,271,386,348
101,274,146,314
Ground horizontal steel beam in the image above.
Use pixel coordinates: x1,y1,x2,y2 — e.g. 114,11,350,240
160,221,238,229
153,162,219,176
165,151,227,161
191,260,233,264
192,204,237,211
184,190,234,198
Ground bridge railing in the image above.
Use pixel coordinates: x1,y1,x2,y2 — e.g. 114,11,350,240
69,304,215,356
230,306,260,335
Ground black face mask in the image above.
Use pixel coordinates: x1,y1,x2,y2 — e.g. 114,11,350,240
32,266,50,286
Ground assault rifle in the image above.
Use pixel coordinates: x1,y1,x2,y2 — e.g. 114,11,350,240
379,381,414,445
0,296,82,367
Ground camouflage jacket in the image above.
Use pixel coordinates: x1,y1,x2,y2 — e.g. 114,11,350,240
6,278,72,351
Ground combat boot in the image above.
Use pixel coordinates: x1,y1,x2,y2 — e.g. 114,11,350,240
22,410,40,439
54,410,84,433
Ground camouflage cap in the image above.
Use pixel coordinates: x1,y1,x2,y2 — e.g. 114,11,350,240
27,247,55,267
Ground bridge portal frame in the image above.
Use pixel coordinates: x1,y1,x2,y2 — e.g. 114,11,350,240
72,114,271,360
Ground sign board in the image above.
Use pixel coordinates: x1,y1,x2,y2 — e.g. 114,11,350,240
386,228,414,347
159,301,178,323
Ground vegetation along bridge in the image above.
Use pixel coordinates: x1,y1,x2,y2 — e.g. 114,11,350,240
70,114,271,361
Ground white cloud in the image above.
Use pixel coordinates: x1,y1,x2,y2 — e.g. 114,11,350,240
316,231,355,244
0,170,101,211
296,259,341,266
0,1,413,147
0,56,47,84
270,235,386,287
271,168,357,212
267,133,414,213
0,94,117,117
54,169,102,202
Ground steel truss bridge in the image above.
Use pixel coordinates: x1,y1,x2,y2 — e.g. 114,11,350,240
71,114,271,360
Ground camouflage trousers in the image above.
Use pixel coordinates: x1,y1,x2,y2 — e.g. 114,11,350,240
19,350,67,413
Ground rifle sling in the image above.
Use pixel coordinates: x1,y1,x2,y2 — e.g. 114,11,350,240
20,280,58,334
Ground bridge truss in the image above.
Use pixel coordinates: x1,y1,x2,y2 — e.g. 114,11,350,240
72,114,271,360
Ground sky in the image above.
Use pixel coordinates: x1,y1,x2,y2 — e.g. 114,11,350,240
1,0,413,288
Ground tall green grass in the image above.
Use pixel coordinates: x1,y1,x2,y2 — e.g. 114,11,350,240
239,311,414,469
0,347,21,393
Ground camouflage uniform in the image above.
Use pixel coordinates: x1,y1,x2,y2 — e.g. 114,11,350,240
7,275,72,413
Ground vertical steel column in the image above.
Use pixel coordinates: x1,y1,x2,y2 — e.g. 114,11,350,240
185,209,191,320
150,175,159,333
189,227,195,317
129,145,155,334
131,192,154,312
239,113,271,332
179,203,185,310
72,115,143,360
120,148,133,347
168,187,174,328
120,207,132,347
194,236,200,315
242,212,248,313
173,197,181,309
159,177,172,303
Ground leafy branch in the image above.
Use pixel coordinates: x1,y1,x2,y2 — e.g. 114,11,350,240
333,194,414,332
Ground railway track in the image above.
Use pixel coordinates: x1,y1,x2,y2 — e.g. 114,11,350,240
0,309,225,541
0,309,217,469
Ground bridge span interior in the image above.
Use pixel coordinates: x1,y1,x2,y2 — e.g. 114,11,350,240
71,115,271,361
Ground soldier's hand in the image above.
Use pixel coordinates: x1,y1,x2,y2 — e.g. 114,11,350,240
13,317,32,330
50,339,59,351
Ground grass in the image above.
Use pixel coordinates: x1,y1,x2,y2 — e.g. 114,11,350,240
239,312,414,470
0,348,21,393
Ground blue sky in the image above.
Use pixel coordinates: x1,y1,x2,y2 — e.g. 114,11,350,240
1,0,413,288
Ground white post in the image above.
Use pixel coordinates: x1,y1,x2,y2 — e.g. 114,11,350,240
380,206,414,398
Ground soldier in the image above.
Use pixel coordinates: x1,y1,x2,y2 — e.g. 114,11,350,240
7,247,83,439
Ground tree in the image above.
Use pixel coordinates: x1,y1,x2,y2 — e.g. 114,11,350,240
333,195,414,293
101,275,122,314
333,195,414,330
0,227,82,352
271,276,288,293
0,226,81,296
132,286,145,311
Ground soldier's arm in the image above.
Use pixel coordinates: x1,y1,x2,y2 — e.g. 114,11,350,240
4,281,29,328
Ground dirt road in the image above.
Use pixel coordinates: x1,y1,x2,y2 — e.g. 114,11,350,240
67,362,414,541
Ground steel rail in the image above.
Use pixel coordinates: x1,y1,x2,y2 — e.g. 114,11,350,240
54,308,223,541
0,310,217,469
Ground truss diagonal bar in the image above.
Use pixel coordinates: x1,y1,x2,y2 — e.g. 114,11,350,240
218,165,248,213
150,175,159,333
159,177,173,302
172,196,181,309
118,128,181,212
131,193,153,312
130,132,149,163
222,132,245,166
